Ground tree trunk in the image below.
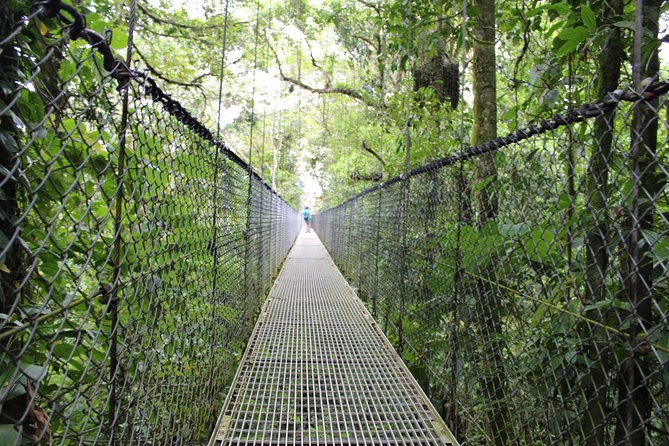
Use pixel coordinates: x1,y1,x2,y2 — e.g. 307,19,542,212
472,0,498,224
581,0,623,443
616,0,660,444
0,2,20,317
471,1,511,445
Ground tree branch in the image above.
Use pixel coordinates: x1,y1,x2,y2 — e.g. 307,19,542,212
303,38,331,87
362,139,385,173
351,139,385,182
134,47,206,89
352,34,379,52
512,6,531,87
269,41,382,108
138,3,229,31
139,27,213,45
357,0,381,15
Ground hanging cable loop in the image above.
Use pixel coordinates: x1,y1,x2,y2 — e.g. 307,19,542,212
36,0,133,87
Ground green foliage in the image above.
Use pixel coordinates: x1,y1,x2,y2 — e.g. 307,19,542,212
317,92,669,443
1,1,301,444
3,0,669,443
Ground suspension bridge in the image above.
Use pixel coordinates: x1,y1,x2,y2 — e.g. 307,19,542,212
210,232,457,445
1,1,668,446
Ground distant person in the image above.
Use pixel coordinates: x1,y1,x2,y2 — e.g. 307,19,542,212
301,206,311,232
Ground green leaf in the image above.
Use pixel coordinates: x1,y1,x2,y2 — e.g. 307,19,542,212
4,380,26,400
21,364,47,382
584,299,630,312
528,3,571,17
613,20,636,31
524,227,557,262
0,130,19,155
558,26,589,41
652,240,669,261
86,13,108,35
110,30,129,50
39,250,61,278
0,362,27,401
498,223,530,237
53,343,77,360
556,37,582,56
7,110,25,131
642,230,669,261
557,193,572,210
91,200,109,220
0,424,21,445
655,335,669,365
502,105,518,121
548,3,571,15
0,231,8,250
556,25,591,56
581,5,596,30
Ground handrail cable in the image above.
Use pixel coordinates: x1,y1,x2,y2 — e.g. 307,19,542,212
328,79,669,208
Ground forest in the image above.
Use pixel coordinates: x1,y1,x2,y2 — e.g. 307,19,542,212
115,0,669,207
1,0,668,445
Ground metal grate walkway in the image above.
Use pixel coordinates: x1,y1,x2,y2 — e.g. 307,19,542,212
210,231,459,446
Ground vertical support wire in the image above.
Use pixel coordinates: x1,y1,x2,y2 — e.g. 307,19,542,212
402,0,414,173
451,0,468,437
258,20,270,288
244,0,262,307
357,198,363,292
397,179,409,355
565,55,575,300
372,191,381,318
109,0,137,442
624,0,659,441
207,0,230,428
629,0,644,312
257,181,264,294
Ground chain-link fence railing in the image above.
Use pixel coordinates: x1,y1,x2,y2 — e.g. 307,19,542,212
313,82,669,445
1,2,300,445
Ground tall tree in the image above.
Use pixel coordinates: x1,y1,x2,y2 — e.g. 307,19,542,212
471,1,511,445
582,0,624,443
617,0,661,444
472,0,498,223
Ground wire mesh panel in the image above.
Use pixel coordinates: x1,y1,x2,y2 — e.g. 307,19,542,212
1,3,300,445
313,85,669,445
211,232,459,446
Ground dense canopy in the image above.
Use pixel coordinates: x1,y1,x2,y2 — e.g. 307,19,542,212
1,0,668,445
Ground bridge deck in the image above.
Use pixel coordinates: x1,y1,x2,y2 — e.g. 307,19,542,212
211,231,458,446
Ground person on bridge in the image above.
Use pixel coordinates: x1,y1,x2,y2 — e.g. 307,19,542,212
301,206,312,233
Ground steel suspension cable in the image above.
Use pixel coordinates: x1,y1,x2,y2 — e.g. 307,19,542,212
243,0,263,303
109,0,137,440
215,0,231,140
452,0,469,436
208,0,231,415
